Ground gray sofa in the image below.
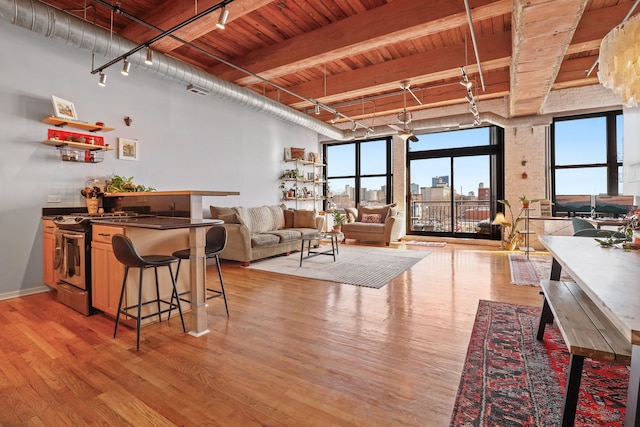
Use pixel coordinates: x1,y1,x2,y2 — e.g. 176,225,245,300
210,205,324,266
342,203,403,246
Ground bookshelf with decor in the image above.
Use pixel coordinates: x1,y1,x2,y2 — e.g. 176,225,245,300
280,147,326,211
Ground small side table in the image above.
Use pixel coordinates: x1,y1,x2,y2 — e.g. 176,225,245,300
300,233,337,266
323,230,342,254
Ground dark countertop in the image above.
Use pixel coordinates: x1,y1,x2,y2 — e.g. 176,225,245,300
91,216,223,230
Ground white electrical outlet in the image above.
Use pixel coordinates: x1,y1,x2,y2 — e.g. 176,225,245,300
47,194,62,203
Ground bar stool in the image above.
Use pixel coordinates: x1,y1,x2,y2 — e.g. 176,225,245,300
112,234,186,351
170,226,229,316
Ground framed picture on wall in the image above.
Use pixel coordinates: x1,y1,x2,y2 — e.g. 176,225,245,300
51,95,78,120
118,138,139,161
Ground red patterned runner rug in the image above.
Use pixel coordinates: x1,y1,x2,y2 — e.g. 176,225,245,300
450,300,628,426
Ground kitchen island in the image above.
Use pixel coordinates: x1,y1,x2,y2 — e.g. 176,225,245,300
102,190,239,219
93,216,223,337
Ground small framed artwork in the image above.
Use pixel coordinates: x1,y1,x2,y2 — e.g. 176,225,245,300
51,95,77,120
284,147,292,160
118,138,139,161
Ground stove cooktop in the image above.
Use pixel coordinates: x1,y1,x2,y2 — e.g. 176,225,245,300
53,211,146,228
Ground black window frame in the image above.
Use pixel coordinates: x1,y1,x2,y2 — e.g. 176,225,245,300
550,111,623,215
322,137,393,209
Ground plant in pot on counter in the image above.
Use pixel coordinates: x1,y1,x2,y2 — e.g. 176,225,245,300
106,174,155,192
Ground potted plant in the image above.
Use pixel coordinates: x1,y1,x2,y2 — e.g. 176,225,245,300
497,199,524,250
279,181,287,198
332,209,346,232
519,195,530,209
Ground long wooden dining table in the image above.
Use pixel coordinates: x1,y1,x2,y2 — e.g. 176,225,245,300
539,235,640,426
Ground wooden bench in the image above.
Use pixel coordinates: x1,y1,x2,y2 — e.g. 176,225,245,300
536,279,631,427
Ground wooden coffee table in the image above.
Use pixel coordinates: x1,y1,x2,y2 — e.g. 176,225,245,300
299,233,337,266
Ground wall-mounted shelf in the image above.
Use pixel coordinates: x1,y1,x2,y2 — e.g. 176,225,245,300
42,116,115,132
41,138,114,151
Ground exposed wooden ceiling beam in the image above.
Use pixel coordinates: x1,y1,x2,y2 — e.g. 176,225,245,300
278,31,511,109
210,0,511,85
509,0,588,117
118,0,271,53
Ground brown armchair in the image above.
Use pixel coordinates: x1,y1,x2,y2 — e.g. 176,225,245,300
341,203,403,246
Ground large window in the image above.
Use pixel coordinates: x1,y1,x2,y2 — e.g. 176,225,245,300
551,111,623,215
323,138,392,209
407,126,503,239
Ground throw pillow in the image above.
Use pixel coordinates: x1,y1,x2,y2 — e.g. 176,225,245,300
210,206,240,224
361,213,382,223
284,209,294,228
266,204,285,230
293,210,316,228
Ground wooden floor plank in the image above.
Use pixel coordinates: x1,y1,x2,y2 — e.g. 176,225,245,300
0,242,542,426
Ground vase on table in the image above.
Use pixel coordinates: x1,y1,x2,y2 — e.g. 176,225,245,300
86,198,99,214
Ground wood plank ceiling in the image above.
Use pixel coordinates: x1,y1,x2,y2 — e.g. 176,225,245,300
41,0,637,130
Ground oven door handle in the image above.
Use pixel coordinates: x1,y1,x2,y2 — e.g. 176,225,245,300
62,233,84,240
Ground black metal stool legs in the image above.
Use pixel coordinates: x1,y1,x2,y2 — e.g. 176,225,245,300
113,266,130,339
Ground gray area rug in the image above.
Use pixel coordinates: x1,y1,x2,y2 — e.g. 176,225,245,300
247,244,431,288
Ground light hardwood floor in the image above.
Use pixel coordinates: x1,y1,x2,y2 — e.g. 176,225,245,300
0,241,543,426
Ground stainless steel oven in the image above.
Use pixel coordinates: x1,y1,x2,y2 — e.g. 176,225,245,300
52,211,144,315
55,229,87,290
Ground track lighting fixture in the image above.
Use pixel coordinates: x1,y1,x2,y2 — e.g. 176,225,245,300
144,47,153,65
121,59,130,76
216,7,229,29
352,121,358,132
98,72,107,87
314,103,321,115
330,114,340,124
461,66,481,126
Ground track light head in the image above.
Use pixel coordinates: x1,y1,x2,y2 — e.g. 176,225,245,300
98,72,107,87
121,59,130,76
216,7,229,29
330,114,340,124
144,47,153,65
352,121,358,132
314,103,321,115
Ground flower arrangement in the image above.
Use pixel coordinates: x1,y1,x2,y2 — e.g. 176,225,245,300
80,185,100,199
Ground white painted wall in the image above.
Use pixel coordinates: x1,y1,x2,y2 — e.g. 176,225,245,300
0,20,319,297
624,107,640,202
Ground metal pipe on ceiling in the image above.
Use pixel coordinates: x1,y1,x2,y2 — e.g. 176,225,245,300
463,0,486,92
0,0,350,140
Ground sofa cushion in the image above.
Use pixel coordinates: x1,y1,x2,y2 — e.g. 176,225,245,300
293,210,316,229
342,222,385,235
210,206,240,224
266,229,302,242
234,205,284,233
250,233,280,247
290,227,322,238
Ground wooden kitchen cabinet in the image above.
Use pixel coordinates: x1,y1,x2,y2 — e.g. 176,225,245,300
91,225,124,317
42,219,57,288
